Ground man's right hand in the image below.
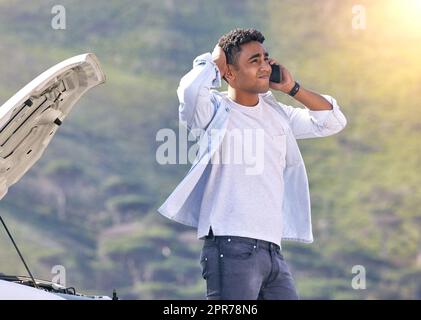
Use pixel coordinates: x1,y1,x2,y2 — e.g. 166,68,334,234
211,44,227,79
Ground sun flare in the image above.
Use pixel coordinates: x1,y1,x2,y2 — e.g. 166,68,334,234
385,0,421,36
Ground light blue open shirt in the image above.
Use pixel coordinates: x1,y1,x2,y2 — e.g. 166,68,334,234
158,52,347,243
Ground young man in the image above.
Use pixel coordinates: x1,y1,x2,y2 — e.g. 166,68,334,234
158,28,347,299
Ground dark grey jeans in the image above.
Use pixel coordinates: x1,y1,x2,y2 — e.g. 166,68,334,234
200,235,299,300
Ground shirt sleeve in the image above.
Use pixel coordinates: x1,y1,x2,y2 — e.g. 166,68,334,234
278,94,347,139
177,53,221,136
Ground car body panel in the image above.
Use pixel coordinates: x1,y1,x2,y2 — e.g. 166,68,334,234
0,279,65,300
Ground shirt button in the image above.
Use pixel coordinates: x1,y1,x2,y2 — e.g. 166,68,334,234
227,238,231,242
225,107,230,112
253,245,257,249
220,254,224,258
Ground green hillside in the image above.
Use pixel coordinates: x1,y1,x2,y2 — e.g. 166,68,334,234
0,0,419,299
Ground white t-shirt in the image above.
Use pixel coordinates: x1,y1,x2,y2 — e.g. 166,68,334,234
197,96,288,245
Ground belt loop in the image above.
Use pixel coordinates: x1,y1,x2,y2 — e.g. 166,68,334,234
207,227,216,241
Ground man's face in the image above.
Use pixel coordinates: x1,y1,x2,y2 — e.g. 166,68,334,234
226,41,272,94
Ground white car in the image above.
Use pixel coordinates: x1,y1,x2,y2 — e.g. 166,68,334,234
0,53,114,300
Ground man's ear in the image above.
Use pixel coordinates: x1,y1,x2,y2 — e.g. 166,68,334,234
224,64,235,84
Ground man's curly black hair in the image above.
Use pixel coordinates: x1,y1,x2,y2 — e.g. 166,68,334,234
218,28,265,66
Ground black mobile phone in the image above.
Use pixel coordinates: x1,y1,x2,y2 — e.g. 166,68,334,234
270,64,282,83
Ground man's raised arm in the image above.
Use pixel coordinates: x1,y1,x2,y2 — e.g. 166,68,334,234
177,45,226,133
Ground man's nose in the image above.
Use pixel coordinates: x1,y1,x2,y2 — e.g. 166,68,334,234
260,61,271,73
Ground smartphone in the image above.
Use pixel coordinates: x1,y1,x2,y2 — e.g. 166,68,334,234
270,64,282,83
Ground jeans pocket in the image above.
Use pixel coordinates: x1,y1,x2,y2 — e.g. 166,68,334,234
219,239,256,260
200,253,209,279
200,243,218,279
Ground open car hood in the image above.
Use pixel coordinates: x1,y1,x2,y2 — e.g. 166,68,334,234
0,54,111,299
0,53,105,200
